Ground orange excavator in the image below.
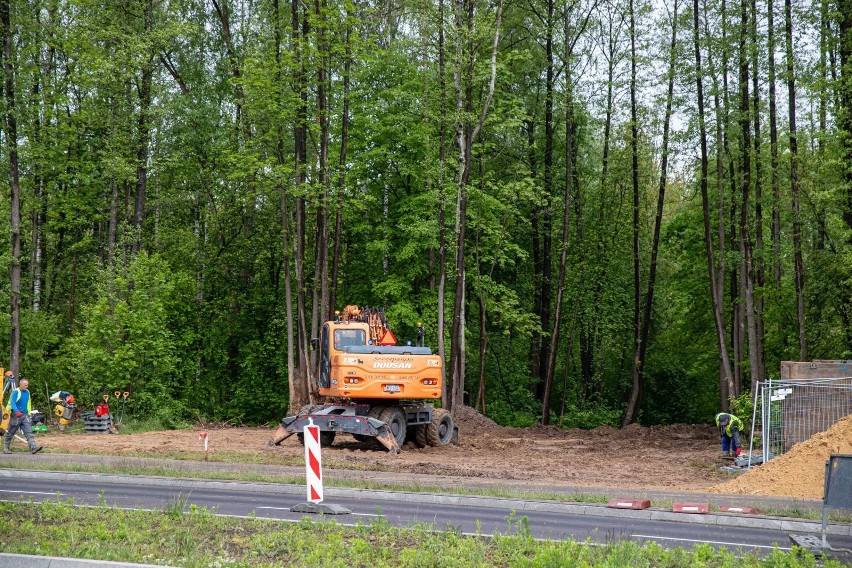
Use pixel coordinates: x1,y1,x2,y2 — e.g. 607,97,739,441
270,306,457,453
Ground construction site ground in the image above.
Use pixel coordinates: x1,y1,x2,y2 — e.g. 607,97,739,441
21,407,852,503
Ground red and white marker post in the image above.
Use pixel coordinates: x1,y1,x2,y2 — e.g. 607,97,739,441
199,431,209,462
290,419,349,515
303,419,323,503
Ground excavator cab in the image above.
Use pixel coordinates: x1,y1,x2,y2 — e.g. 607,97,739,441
319,323,369,388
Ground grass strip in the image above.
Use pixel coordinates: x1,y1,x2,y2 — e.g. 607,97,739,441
0,460,610,505
0,500,837,568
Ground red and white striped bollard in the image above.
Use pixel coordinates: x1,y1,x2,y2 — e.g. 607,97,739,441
303,419,323,503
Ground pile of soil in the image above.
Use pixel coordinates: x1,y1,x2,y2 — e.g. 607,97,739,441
34,407,725,491
711,414,852,499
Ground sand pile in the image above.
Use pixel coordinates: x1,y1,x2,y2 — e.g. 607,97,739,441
710,414,852,499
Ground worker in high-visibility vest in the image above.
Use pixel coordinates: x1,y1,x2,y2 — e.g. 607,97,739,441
715,412,743,457
3,377,43,455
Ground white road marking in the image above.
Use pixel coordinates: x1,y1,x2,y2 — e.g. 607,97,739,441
632,534,792,551
0,490,63,496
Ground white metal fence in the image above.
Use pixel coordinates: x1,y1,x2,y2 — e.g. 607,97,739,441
750,377,852,464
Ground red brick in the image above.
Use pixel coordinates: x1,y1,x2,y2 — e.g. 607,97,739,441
672,502,709,514
607,499,651,510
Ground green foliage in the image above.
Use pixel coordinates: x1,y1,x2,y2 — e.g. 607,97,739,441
558,405,623,430
62,253,184,418
1,0,850,431
730,390,755,422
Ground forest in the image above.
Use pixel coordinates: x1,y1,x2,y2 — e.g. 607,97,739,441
0,0,850,429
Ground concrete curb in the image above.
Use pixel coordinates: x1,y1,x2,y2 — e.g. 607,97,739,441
3,469,850,537
0,553,174,568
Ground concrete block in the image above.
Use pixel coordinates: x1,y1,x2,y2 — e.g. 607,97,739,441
672,502,709,514
607,499,651,510
719,505,760,514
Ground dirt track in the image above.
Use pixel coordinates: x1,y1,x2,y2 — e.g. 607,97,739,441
35,407,729,492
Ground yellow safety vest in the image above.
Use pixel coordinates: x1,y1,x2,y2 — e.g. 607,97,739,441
5,389,32,415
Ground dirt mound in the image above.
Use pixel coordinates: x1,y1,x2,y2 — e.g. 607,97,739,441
649,423,717,440
453,405,501,433
710,414,852,499
31,410,729,491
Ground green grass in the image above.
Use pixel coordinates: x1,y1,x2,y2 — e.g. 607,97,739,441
0,499,838,567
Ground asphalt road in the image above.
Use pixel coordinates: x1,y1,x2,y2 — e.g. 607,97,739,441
3,471,851,559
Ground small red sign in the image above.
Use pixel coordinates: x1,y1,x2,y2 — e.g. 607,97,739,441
379,329,397,345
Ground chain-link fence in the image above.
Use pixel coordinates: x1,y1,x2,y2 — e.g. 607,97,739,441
750,377,852,464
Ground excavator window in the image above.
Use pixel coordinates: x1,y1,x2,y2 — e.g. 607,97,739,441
319,324,331,388
334,329,366,349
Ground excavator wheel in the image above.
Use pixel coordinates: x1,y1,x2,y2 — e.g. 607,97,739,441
426,408,454,446
297,431,336,447
378,406,407,448
412,424,428,448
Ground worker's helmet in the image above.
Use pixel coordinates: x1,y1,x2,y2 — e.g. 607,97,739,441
718,414,729,427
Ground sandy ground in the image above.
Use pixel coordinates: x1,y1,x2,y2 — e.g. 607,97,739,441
710,414,852,499
35,406,730,492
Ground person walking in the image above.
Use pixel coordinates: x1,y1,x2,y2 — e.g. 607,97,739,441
3,378,43,454
715,412,743,457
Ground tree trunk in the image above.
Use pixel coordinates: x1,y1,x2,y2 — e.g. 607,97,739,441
310,0,331,344
274,0,297,413
739,0,760,393
528,119,542,390
633,0,678,421
477,283,487,414
694,0,735,402
2,0,21,373
837,0,852,350
538,0,555,403
132,0,154,254
293,0,311,407
785,0,807,359
329,3,352,320
751,0,765,384
767,0,782,342
702,0,729,408
624,0,642,426
437,0,449,404
449,0,502,412
841,0,852,232
542,28,574,423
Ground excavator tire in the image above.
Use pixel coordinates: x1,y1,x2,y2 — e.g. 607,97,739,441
297,431,336,447
426,408,454,446
378,406,407,448
413,424,428,448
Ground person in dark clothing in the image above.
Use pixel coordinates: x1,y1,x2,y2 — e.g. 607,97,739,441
3,378,43,454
